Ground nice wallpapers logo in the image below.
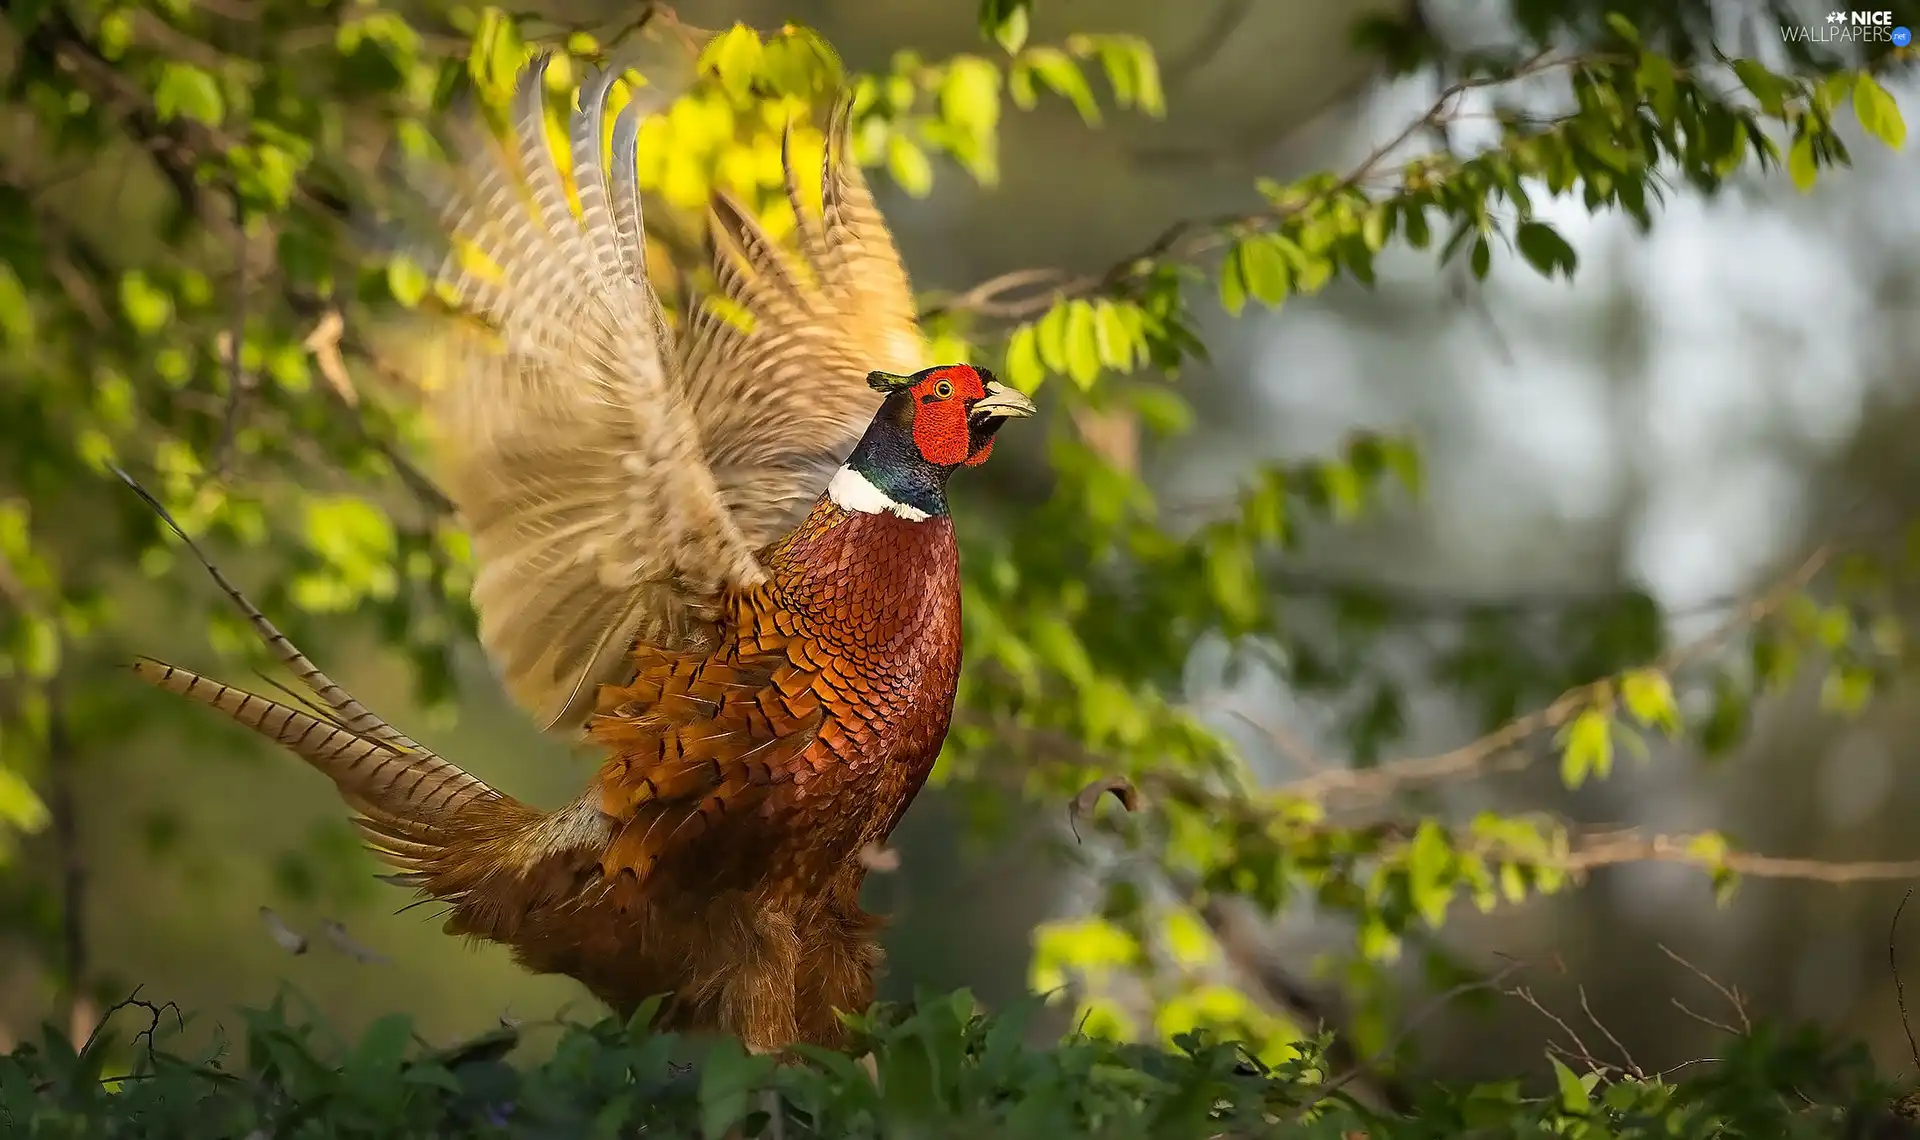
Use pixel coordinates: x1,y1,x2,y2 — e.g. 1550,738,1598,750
1781,10,1914,45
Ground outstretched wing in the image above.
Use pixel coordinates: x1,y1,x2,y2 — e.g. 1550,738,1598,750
412,61,926,736
678,95,930,543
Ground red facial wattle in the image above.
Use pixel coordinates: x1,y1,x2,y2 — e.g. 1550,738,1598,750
908,365,990,467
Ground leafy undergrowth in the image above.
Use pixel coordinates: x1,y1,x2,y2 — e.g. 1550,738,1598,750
1,991,1913,1138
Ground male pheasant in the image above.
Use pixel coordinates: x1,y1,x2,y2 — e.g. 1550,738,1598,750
130,60,1033,1052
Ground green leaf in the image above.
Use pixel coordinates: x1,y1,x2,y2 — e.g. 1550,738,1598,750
153,62,225,126
1129,386,1192,436
1238,237,1289,307
1787,130,1817,192
1820,664,1874,715
1618,668,1679,735
940,55,1002,138
0,264,31,346
1468,234,1492,279
118,271,173,334
1407,819,1453,928
886,133,934,197
1551,1056,1591,1114
1731,59,1787,116
1218,245,1248,316
348,1014,413,1075
1513,221,1577,280
1203,531,1260,628
1036,301,1070,373
0,766,49,833
697,1038,776,1139
699,24,764,103
1062,300,1101,389
1003,323,1045,393
1090,300,1136,370
386,256,428,308
978,0,1031,54
1558,707,1612,789
1853,75,1907,150
1020,47,1100,124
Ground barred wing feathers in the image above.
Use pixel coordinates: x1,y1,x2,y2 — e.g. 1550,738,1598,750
416,60,928,733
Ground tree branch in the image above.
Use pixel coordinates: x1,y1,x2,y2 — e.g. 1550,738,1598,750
922,49,1583,324
1276,544,1831,805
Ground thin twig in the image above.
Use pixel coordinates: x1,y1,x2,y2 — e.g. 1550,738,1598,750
1657,943,1751,1034
1578,984,1642,1079
1277,544,1830,804
1893,888,1920,1073
924,50,1579,323
1296,957,1527,1117
1507,984,1606,1074
1565,830,1920,884
215,200,252,478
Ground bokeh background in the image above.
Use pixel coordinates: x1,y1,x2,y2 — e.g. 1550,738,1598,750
4,0,1919,1092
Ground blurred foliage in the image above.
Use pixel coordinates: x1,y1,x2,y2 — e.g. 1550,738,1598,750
3,992,1915,1138
0,0,1917,1116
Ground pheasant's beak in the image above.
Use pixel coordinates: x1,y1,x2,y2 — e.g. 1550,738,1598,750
968,382,1036,426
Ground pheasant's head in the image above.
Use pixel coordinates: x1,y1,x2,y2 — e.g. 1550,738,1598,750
827,364,1035,521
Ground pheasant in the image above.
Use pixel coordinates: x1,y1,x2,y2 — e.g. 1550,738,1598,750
129,59,1033,1053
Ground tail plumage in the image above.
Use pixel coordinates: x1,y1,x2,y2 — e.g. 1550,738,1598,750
115,468,606,940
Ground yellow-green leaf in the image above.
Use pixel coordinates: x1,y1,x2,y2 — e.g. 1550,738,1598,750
386,256,428,307
1090,300,1135,370
118,271,172,334
940,55,1003,137
1035,301,1070,373
1786,131,1817,192
153,62,225,126
1551,1056,1591,1114
1238,237,1289,307
1618,668,1679,735
1853,74,1907,150
0,765,49,834
1559,707,1612,789
885,133,934,198
1062,299,1100,389
700,24,764,103
1003,323,1045,393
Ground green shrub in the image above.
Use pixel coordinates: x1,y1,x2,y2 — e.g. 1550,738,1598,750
1,991,1910,1138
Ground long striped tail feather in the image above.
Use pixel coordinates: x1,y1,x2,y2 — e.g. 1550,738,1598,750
114,467,611,941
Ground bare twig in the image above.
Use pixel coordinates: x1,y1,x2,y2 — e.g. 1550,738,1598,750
80,986,182,1070
1893,889,1920,1073
215,203,253,479
1579,984,1643,1079
1277,544,1830,805
1565,830,1920,884
1658,943,1751,1035
1507,983,1609,1075
1297,956,1527,1117
1067,775,1141,842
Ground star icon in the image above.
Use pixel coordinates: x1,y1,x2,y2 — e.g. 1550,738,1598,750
1828,10,1847,22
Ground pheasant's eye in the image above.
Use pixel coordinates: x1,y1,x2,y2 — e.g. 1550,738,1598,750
933,379,954,399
